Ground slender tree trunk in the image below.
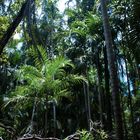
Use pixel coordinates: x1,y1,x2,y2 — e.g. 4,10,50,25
29,97,37,134
44,94,48,137
86,83,91,129
83,69,91,131
124,57,136,139
53,100,56,137
100,0,124,139
103,46,112,132
121,94,128,140
0,0,29,55
96,51,103,124
83,82,89,129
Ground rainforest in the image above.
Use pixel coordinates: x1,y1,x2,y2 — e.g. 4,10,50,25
0,0,140,140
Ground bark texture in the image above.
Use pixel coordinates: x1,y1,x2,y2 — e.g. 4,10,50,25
100,0,124,139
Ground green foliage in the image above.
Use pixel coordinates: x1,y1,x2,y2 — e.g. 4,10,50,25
79,130,94,140
0,127,8,139
88,66,97,84
0,16,9,39
65,129,108,140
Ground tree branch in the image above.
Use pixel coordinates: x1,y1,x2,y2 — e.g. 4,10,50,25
17,134,60,140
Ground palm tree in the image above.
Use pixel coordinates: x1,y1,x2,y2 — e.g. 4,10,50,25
100,0,124,139
5,48,87,137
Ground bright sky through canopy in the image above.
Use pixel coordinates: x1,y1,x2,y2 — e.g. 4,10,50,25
57,0,76,12
57,0,66,12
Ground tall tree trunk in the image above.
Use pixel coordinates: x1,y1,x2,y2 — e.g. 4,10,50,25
86,83,91,129
100,0,124,139
124,57,136,139
83,68,91,130
0,0,29,55
121,94,128,140
83,81,90,129
103,46,112,132
96,51,103,124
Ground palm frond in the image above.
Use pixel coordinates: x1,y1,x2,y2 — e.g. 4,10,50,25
44,56,74,78
70,20,87,37
127,0,140,64
71,28,87,37
65,8,75,17
17,65,44,85
53,89,72,101
71,20,86,28
86,12,100,26
3,95,32,109
28,45,48,69
63,74,88,85
12,85,32,96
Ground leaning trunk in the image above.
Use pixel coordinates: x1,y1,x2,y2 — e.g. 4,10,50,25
100,0,124,139
0,0,29,55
